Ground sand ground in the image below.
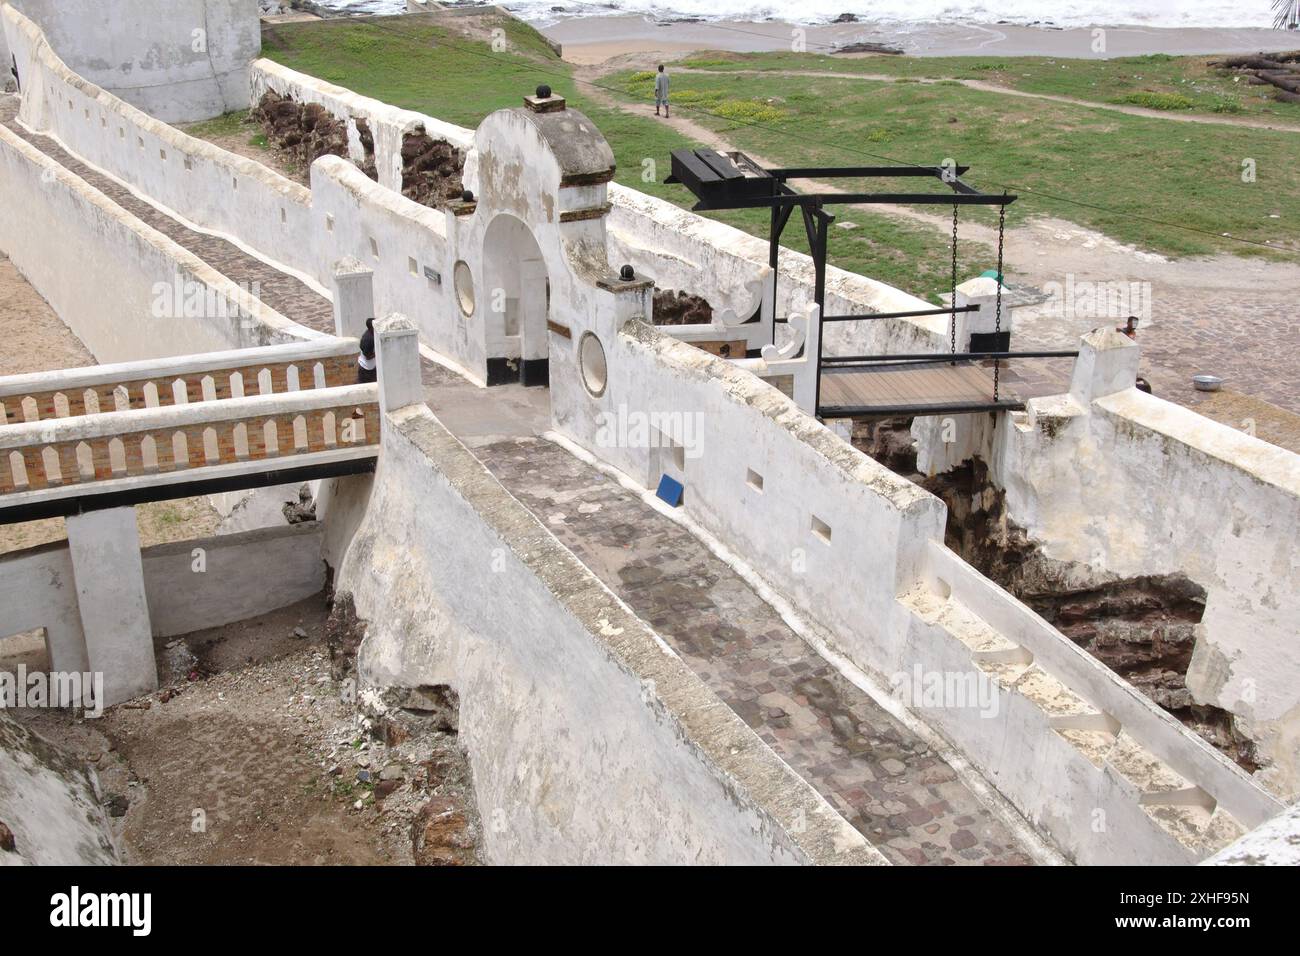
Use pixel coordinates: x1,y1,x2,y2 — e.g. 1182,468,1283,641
545,17,1300,64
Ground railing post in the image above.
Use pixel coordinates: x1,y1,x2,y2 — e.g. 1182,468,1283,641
954,275,1009,352
1069,327,1140,405
332,257,375,340
375,313,423,412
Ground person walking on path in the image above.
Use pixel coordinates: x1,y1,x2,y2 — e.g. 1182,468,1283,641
654,64,670,118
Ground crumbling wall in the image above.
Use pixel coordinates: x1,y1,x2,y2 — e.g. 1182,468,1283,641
252,90,352,171
985,388,1300,799
399,126,464,207
653,289,713,326
915,457,1258,773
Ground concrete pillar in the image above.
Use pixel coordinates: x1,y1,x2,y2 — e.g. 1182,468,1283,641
1069,327,1140,405
332,257,375,340
65,507,157,707
953,275,1011,351
375,313,423,412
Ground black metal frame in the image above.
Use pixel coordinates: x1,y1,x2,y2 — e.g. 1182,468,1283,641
0,457,376,526
666,149,1041,417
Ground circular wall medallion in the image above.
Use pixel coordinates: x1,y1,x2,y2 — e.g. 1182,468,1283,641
453,260,475,316
579,332,608,398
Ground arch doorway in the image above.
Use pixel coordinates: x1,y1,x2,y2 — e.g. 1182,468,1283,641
482,214,550,387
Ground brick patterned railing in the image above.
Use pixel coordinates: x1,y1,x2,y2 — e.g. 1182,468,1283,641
0,340,360,426
0,384,379,495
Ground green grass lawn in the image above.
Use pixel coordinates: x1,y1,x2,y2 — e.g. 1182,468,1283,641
677,51,1300,121
611,67,1299,258
257,16,1299,303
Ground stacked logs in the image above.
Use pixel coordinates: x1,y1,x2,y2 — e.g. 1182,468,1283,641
1212,51,1300,103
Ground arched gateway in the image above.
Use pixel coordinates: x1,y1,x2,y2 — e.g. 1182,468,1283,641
453,88,653,409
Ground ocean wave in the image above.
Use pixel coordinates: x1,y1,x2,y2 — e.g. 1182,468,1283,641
310,0,1280,30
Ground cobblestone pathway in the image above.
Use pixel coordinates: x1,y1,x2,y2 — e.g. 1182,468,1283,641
474,436,1037,866
1,98,334,334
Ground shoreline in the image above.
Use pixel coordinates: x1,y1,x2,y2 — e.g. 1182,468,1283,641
537,15,1300,64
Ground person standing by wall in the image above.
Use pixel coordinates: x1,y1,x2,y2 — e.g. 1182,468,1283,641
654,64,670,118
357,317,377,384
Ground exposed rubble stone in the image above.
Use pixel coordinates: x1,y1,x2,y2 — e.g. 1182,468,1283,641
282,483,317,524
851,426,1261,773
400,126,465,207
252,91,350,170
412,794,478,866
653,289,713,325
353,117,378,181
325,591,365,683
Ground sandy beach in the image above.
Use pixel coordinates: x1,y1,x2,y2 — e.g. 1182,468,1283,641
541,16,1300,64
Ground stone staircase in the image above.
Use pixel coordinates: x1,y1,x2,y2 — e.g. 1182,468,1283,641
900,584,1249,864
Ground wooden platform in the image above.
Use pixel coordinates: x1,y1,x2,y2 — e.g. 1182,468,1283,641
818,360,1024,417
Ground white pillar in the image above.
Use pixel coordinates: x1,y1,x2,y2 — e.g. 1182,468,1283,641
332,257,374,340
65,506,157,707
1069,327,1140,405
376,313,423,411
953,275,1011,351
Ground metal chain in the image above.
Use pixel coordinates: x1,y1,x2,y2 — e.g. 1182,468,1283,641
993,199,1007,400
949,203,959,354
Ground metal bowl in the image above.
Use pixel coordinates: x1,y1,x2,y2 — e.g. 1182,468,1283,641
1193,375,1223,392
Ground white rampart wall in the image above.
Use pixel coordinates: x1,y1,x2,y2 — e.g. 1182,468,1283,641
564,317,947,655
0,524,326,649
308,158,477,372
5,5,317,282
985,386,1300,799
335,402,882,866
0,123,311,361
3,0,260,123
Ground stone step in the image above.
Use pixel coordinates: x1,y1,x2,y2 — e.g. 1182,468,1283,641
903,587,1246,859
1105,732,1246,854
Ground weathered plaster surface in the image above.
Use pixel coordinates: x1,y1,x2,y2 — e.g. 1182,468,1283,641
4,0,260,123
1204,802,1300,866
0,712,120,865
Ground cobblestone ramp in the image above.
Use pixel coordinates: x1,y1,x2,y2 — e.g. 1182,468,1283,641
474,436,1039,866
0,98,335,334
